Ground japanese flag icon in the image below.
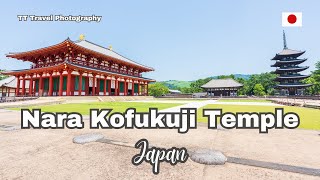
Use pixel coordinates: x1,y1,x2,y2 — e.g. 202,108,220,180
282,12,302,27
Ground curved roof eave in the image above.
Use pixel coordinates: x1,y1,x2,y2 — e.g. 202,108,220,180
70,40,154,71
271,50,305,60
5,38,154,72
6,38,71,58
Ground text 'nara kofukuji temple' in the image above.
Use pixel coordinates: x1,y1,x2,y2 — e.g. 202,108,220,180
3,36,155,96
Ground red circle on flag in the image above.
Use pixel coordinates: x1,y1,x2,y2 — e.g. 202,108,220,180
287,14,297,24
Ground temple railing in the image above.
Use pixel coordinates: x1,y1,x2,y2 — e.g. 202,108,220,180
277,74,308,78
276,66,308,70
278,83,308,86
30,59,143,77
69,61,142,77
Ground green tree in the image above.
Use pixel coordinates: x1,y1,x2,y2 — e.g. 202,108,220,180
243,72,277,95
217,74,235,80
0,70,8,80
236,77,252,96
178,87,193,93
304,61,320,95
253,83,266,96
189,77,212,93
303,77,318,95
148,83,169,97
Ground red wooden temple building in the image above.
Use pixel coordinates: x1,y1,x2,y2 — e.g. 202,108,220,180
2,36,155,96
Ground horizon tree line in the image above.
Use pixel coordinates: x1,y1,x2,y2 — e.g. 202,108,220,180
149,60,320,96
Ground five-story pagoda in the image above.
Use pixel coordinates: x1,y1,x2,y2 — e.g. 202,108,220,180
271,31,312,96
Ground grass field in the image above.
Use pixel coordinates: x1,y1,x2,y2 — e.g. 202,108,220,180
197,104,320,130
14,102,182,115
217,99,272,103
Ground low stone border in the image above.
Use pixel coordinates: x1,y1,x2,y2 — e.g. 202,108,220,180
228,156,320,177
0,125,20,131
73,133,104,144
190,149,227,165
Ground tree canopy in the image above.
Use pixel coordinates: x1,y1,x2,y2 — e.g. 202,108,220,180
304,61,320,95
174,72,277,96
0,70,8,81
155,60,320,96
148,83,169,97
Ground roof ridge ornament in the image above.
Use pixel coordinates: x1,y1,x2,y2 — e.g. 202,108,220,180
79,34,85,41
283,30,288,49
109,45,113,51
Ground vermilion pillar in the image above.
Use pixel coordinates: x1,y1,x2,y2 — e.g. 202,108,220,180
21,76,26,96
78,72,82,96
66,70,71,96
132,81,135,96
146,83,149,96
92,74,96,96
108,79,111,96
96,77,100,95
85,77,89,95
115,78,118,96
137,81,140,96
39,74,43,96
16,76,20,96
124,80,127,96
59,71,63,96
103,77,107,96
29,75,33,96
70,75,74,96
48,73,53,96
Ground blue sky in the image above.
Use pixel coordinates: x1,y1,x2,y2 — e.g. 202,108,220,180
1,0,320,81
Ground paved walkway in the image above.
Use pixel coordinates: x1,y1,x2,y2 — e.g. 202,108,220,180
0,98,64,108
211,101,283,106
125,100,206,104
138,100,282,113
160,100,217,112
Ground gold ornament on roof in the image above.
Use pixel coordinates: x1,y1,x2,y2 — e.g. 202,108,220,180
79,34,85,41
109,45,113,51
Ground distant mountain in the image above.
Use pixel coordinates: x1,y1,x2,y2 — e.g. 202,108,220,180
160,80,192,89
234,74,251,80
210,74,251,80
160,74,252,89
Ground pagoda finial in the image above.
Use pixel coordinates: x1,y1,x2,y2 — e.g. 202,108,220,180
283,30,288,49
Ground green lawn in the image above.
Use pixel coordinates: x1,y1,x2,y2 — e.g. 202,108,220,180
13,102,183,115
197,104,320,130
217,99,271,103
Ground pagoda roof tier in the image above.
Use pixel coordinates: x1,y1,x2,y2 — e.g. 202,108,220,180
271,49,305,60
271,58,307,67
275,84,312,88
275,66,309,73
2,61,155,82
275,74,310,80
6,38,154,72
